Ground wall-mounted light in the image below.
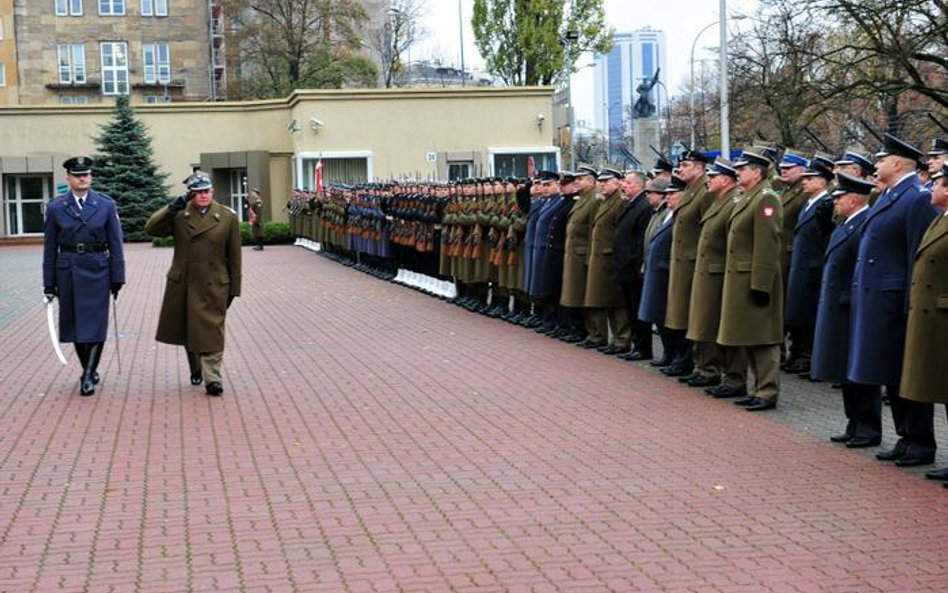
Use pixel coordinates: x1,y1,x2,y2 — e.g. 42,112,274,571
309,117,324,133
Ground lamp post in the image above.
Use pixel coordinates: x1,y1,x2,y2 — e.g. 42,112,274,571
689,12,746,149
458,0,465,86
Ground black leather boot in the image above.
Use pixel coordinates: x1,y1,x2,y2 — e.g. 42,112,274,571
80,342,102,396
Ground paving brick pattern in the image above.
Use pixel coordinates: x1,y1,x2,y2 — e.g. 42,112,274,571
1,243,946,593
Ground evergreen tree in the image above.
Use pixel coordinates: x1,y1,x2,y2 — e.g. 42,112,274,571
92,95,170,242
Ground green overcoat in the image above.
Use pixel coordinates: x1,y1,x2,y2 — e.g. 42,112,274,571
665,175,713,330
559,189,600,307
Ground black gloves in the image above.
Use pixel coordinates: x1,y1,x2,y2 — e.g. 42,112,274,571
227,295,235,309
111,283,124,298
168,193,191,212
751,290,770,307
43,285,58,298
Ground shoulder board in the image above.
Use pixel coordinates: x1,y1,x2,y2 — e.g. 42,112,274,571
761,187,779,199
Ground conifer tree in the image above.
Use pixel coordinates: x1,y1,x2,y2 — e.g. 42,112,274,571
92,95,170,242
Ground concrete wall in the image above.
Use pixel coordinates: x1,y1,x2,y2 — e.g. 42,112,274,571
0,87,554,235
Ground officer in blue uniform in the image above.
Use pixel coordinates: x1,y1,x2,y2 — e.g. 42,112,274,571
42,156,126,396
849,134,940,466
811,173,880,447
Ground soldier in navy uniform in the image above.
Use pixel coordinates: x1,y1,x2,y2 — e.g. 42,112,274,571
42,156,126,396
925,138,947,190
811,173,880,447
783,159,835,377
850,134,939,466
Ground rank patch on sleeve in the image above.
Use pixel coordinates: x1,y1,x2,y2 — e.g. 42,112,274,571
762,206,775,218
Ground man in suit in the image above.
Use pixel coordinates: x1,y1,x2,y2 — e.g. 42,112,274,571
665,149,715,379
562,167,603,348
811,173,880,447
42,156,126,396
850,134,939,466
638,176,681,367
689,159,748,397
719,148,784,411
613,170,653,361
784,159,836,377
902,163,948,482
146,172,242,397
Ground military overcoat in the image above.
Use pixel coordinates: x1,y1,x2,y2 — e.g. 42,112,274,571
533,195,572,299
145,200,242,353
847,174,938,385
584,189,626,307
784,193,834,326
559,190,600,307
779,181,807,281
638,211,674,324
42,190,126,342
810,209,868,383
665,176,713,330
717,180,784,346
900,214,948,402
687,187,740,342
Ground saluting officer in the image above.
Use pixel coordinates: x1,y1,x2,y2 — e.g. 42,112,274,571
145,172,242,397
42,156,126,396
719,148,784,412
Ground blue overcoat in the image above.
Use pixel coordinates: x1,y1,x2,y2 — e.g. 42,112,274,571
785,193,834,326
810,208,868,382
847,174,938,385
637,213,673,324
531,195,572,299
42,190,126,343
522,196,549,295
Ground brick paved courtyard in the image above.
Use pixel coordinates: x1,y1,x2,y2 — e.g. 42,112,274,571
1,243,946,593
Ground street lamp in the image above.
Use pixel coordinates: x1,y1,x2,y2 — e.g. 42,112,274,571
689,12,746,149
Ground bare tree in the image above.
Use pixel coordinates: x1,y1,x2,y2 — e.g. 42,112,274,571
365,0,426,88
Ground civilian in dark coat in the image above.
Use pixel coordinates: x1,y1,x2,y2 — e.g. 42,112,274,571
849,134,939,466
612,171,653,360
811,173,880,447
42,156,126,397
784,160,835,375
639,177,682,364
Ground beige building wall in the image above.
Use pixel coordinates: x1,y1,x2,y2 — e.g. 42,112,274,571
0,0,16,104
0,87,554,236
10,0,213,105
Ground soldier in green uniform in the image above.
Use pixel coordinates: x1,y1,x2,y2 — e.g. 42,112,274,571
719,148,784,411
665,149,715,379
562,166,603,348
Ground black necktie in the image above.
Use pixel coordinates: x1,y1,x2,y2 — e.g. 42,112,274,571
78,197,85,210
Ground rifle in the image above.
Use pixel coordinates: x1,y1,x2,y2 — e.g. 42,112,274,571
802,126,831,153
859,118,885,144
927,113,948,135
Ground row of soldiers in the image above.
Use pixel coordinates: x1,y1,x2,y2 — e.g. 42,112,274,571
288,132,948,479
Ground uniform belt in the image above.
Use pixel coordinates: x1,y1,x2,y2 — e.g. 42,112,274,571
60,243,108,253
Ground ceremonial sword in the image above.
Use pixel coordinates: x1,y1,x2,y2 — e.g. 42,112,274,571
44,295,67,365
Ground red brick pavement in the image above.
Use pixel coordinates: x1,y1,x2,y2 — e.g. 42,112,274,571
1,243,946,593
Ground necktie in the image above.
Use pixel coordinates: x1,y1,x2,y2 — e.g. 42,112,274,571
78,197,85,211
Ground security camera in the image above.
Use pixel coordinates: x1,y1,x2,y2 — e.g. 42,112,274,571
309,117,324,130
537,113,545,122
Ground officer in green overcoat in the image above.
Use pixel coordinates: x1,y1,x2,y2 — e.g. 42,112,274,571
561,166,602,347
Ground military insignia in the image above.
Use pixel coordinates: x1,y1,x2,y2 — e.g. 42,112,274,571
762,206,776,217
76,156,86,166
214,213,221,220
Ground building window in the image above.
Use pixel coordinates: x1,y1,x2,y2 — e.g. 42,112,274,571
57,44,86,84
141,0,168,16
99,0,126,16
100,42,129,95
142,43,170,84
0,64,6,87
60,96,89,105
55,0,83,16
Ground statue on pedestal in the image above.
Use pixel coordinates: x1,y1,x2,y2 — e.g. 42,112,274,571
632,68,661,119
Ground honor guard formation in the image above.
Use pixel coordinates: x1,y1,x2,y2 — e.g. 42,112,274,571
288,133,948,484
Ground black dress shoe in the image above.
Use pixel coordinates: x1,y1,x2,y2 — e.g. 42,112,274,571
649,357,670,367
80,375,95,396
894,454,935,467
190,371,203,386
744,398,776,411
577,340,606,349
829,433,854,443
677,372,700,384
845,437,882,448
662,363,693,377
560,334,584,343
687,375,721,388
91,371,100,385
875,441,908,461
619,350,645,361
924,467,948,481
733,395,757,406
205,381,224,396
600,345,625,355
706,385,746,399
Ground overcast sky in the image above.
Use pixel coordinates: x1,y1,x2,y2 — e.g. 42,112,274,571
413,0,761,123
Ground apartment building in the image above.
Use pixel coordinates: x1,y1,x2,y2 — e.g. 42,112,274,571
5,0,223,105
0,0,16,104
